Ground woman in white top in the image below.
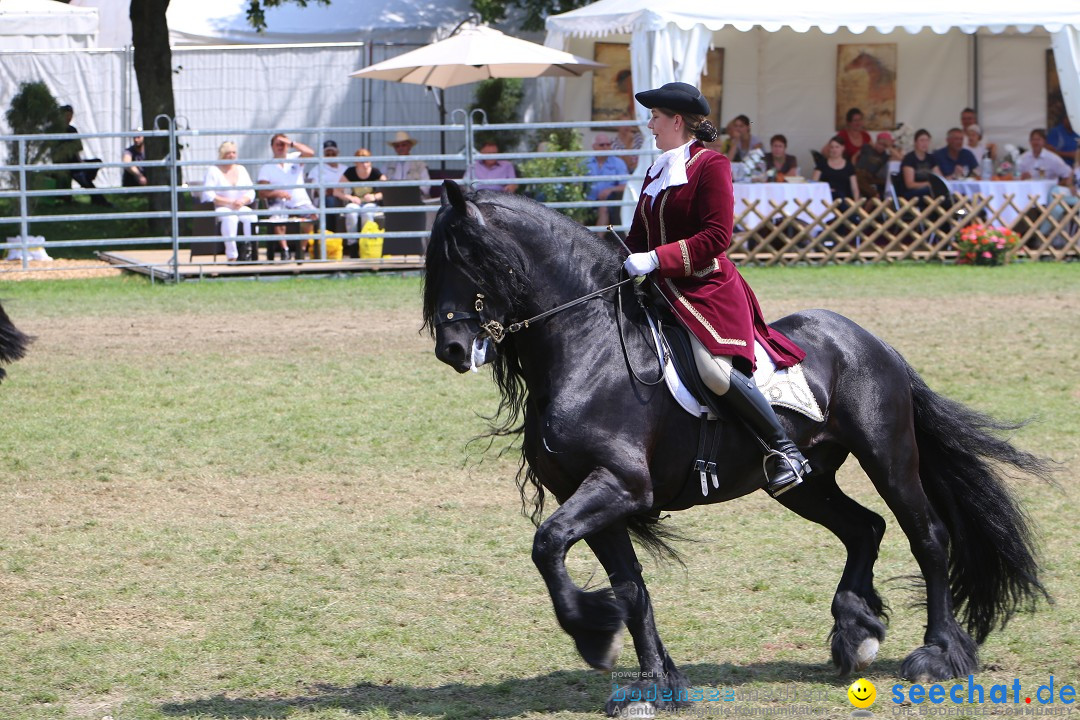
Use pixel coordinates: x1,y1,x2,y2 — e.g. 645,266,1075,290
964,124,996,166
201,141,257,261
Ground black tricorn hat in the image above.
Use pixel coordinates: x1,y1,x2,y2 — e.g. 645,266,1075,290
635,82,710,116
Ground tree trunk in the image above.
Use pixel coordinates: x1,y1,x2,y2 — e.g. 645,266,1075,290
130,0,178,236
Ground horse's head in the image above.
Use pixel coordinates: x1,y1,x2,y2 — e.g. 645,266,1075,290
423,181,530,373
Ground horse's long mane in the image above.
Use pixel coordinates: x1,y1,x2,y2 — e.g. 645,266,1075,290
423,191,616,526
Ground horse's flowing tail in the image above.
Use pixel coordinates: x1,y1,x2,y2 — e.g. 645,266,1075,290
0,302,30,382
906,361,1050,643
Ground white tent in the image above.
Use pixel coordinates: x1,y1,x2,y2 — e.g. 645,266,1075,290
70,0,473,48
166,0,473,46
543,2,1080,164
0,0,98,50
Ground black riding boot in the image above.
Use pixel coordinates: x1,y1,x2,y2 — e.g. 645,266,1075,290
722,368,811,497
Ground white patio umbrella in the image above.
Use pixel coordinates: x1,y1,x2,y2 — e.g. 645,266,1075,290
349,24,603,89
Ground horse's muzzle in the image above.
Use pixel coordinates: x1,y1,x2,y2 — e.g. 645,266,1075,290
435,325,489,373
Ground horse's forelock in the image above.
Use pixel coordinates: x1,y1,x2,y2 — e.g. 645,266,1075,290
423,198,532,335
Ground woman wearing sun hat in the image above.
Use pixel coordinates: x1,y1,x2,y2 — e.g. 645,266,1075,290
385,130,431,184
622,81,810,497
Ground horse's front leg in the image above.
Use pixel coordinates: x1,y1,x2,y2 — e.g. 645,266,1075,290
532,467,650,671
585,525,692,717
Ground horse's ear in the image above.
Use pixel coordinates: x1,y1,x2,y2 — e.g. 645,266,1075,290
441,179,466,212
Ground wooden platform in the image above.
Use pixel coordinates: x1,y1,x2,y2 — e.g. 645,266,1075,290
99,249,425,282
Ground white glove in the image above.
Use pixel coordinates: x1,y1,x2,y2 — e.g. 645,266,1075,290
623,251,659,277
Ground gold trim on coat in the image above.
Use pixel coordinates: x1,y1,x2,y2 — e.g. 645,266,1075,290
665,278,747,347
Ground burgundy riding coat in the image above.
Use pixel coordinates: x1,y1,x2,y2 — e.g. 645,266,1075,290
626,141,805,371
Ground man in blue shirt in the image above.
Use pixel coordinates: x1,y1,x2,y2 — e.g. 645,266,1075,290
933,128,978,179
1046,114,1079,166
585,133,629,227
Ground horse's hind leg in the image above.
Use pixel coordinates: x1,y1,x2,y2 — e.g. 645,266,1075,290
585,525,690,717
777,471,888,674
855,433,978,681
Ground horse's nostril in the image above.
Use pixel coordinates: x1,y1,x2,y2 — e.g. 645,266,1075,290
436,340,468,368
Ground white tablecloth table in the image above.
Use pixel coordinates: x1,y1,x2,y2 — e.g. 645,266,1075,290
732,181,834,227
945,179,1058,226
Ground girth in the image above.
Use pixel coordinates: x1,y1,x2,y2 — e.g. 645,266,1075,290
651,302,733,498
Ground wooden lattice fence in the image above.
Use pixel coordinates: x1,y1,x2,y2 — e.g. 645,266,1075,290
727,191,1080,265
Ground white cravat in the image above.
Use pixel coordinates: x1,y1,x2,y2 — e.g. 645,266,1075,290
644,140,694,199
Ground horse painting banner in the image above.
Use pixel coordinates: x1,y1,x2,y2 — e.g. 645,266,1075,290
592,42,635,122
700,48,724,129
592,44,724,124
835,43,897,131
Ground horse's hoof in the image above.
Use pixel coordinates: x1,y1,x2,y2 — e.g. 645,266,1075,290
619,701,656,719
578,623,624,671
900,635,978,682
854,638,880,671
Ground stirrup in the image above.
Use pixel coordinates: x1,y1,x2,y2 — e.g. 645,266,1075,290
762,448,810,498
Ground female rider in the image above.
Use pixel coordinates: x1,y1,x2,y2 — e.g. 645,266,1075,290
622,82,810,496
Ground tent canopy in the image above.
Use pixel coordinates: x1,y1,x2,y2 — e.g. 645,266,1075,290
544,1,1080,158
546,1,1080,37
166,0,473,46
0,0,98,49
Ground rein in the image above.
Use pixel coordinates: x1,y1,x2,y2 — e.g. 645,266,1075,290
438,276,636,344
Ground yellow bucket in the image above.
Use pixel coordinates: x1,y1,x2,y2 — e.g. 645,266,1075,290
306,232,344,261
359,220,383,259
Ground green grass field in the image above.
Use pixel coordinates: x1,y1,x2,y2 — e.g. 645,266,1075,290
0,264,1076,720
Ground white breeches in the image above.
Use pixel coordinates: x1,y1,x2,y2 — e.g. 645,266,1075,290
689,333,735,396
343,202,379,234
215,205,257,259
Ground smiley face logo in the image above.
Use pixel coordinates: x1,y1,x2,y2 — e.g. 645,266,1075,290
848,678,876,708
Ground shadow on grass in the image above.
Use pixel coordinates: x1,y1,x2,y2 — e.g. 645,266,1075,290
160,660,886,719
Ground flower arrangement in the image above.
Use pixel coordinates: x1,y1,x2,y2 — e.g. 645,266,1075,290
997,143,1021,178
955,224,1020,266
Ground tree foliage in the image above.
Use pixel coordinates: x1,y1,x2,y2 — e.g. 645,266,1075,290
244,0,331,32
4,81,64,169
471,0,591,32
470,78,524,151
519,129,587,222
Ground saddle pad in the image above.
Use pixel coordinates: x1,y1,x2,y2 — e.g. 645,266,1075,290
647,314,825,422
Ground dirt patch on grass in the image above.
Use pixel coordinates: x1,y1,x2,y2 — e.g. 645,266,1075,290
0,258,122,281
29,306,428,359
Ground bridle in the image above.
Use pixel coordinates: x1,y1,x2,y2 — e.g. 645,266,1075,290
435,276,637,345
435,272,665,387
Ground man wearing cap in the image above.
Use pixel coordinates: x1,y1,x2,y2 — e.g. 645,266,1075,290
853,131,899,198
385,131,430,184
257,133,317,260
307,140,348,229
621,81,810,497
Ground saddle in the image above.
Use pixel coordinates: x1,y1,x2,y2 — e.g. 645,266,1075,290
639,292,824,498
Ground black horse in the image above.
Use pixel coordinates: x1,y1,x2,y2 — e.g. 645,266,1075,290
423,181,1049,716
0,301,29,382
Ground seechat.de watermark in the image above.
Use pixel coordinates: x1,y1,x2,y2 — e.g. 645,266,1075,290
888,676,1076,715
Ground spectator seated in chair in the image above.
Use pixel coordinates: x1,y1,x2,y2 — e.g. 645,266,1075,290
899,129,940,200
122,130,147,190
335,148,386,258
853,131,899,199
201,140,257,262
257,133,317,261
932,128,979,179
766,134,799,179
585,132,628,229
471,140,518,193
306,139,349,230
54,104,111,207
